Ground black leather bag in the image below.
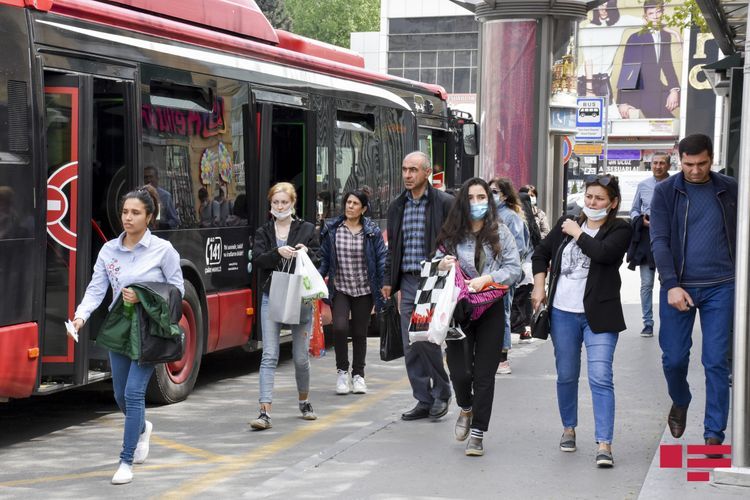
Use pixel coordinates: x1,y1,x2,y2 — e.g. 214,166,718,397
379,297,404,361
531,305,550,340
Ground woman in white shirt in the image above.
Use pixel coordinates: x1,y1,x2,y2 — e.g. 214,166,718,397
72,185,184,485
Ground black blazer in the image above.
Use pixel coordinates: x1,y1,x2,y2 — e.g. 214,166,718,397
253,218,320,294
383,185,454,293
532,215,632,333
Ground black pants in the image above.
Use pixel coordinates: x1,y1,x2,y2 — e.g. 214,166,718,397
332,292,373,377
511,283,533,333
445,300,504,432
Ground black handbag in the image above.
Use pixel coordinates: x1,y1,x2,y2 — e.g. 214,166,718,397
379,297,404,361
531,305,550,340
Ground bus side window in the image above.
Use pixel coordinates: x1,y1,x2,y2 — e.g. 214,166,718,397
333,109,377,216
141,73,247,229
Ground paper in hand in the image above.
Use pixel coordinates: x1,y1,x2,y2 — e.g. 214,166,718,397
64,320,79,343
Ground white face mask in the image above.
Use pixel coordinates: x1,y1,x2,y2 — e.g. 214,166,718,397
271,208,293,220
582,205,609,221
530,196,537,206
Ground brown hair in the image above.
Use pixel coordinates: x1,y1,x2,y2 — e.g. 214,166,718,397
122,184,160,229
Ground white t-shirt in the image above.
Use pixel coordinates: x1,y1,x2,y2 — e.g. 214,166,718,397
553,222,600,313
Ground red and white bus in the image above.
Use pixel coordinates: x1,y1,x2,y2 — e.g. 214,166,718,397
0,0,476,404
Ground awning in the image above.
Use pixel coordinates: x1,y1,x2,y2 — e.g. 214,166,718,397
695,0,748,55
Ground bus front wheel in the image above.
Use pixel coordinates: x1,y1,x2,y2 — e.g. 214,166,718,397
146,281,204,404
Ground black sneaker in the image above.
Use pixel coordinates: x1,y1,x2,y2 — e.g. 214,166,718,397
596,448,614,468
299,402,317,420
640,326,654,337
249,411,272,430
560,429,576,452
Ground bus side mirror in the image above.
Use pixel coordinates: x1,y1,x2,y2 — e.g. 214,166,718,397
462,123,478,156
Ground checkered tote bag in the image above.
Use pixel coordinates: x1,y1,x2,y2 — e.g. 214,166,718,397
408,259,458,344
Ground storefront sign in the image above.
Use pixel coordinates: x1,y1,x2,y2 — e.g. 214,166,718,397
574,143,603,155
606,149,641,160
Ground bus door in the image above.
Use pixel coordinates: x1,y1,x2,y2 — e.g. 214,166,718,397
255,95,315,221
40,69,135,391
419,128,449,191
253,92,315,341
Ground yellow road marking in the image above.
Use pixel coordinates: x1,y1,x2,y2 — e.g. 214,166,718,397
161,376,409,499
0,376,409,492
150,435,225,461
96,413,225,461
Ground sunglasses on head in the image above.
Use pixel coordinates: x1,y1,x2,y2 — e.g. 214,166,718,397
584,174,615,187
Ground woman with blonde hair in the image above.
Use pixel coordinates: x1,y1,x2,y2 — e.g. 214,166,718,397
250,182,320,430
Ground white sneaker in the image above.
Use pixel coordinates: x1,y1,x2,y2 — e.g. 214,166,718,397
497,360,512,375
111,462,133,485
336,370,351,395
133,420,153,464
352,375,367,394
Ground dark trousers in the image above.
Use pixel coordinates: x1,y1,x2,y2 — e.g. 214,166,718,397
332,292,373,377
399,273,452,406
445,300,504,432
511,283,533,333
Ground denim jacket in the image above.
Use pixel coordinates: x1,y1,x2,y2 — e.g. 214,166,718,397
318,215,388,310
435,224,522,286
650,171,737,290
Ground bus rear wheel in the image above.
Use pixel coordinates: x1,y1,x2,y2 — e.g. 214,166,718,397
147,281,203,404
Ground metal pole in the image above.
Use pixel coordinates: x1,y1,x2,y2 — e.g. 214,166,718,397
714,10,750,487
731,18,750,469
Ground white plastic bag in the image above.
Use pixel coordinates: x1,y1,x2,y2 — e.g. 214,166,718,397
426,264,458,344
409,261,458,345
294,250,328,301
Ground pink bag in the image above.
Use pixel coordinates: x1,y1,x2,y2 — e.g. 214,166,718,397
455,264,508,321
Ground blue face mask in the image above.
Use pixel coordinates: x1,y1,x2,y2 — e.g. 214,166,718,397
470,202,489,220
493,193,505,208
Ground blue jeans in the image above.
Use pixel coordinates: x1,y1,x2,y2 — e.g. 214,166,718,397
502,287,515,351
259,294,312,404
550,308,619,444
109,351,155,465
639,265,655,328
658,283,734,441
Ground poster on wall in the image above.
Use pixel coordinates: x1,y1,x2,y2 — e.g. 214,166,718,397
578,0,683,121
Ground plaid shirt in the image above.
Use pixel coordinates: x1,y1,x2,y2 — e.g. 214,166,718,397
335,224,370,297
401,190,428,273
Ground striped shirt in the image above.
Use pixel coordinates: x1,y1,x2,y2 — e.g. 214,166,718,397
335,224,370,297
401,190,428,273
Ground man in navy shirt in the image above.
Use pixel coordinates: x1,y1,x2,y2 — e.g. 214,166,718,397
650,134,737,448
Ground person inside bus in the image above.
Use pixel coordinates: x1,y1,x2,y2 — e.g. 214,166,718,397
71,185,184,484
226,193,248,226
214,184,232,226
318,189,387,395
198,187,220,228
143,166,180,229
250,182,320,430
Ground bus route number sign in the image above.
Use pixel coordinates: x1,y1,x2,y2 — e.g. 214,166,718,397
205,237,223,267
